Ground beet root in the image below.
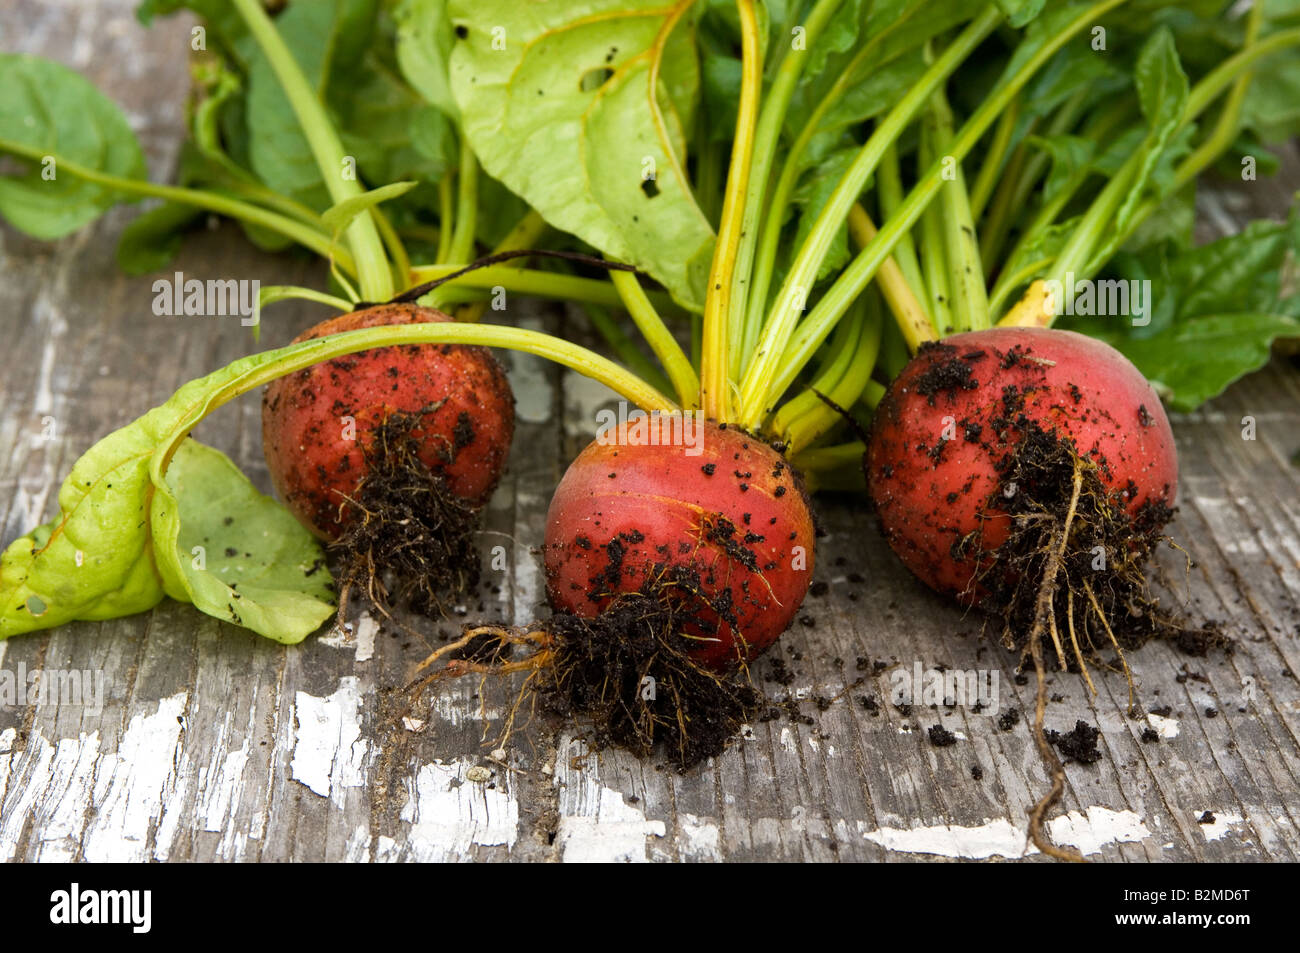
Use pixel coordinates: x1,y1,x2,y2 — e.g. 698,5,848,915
543,420,816,671
867,328,1225,662
262,303,514,615
262,303,514,539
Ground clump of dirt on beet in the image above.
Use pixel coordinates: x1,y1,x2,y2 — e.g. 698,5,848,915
332,407,482,622
404,568,766,771
966,407,1229,686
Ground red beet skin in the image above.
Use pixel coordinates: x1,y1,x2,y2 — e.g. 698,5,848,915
262,303,514,539
867,327,1178,601
544,421,816,671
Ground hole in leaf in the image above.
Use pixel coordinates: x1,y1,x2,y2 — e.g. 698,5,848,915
25,595,47,616
579,66,615,92
454,24,468,39
641,177,660,199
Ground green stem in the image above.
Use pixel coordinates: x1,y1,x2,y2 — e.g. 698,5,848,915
930,84,990,331
370,206,410,290
783,298,883,453
700,0,763,421
739,8,965,366
0,139,355,273
582,304,675,397
259,285,353,313
746,0,1124,425
791,440,867,474
408,264,675,313
770,301,864,438
448,135,479,264
737,7,1002,427
230,0,392,301
968,93,1020,220
877,143,927,315
156,322,676,475
918,103,955,334
436,177,455,263
455,209,548,322
988,255,1051,318
611,270,700,409
728,0,846,361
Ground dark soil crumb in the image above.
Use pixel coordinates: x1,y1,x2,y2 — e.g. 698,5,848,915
928,724,958,747
1198,811,1216,824
971,765,984,780
765,657,796,687
1046,719,1102,765
1140,726,1160,743
997,707,1020,731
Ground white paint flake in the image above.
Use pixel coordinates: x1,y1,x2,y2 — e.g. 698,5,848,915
1196,811,1244,842
290,677,369,804
861,808,1152,859
1147,713,1180,738
81,692,189,863
677,813,722,862
400,759,518,862
554,761,665,863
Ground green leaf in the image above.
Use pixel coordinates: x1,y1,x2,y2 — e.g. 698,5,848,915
448,0,716,311
1082,313,1299,411
1,358,335,643
802,48,927,169
334,57,457,188
1086,28,1189,272
150,440,335,644
321,181,418,234
791,149,859,282
395,0,460,120
245,0,378,208
0,54,146,239
136,0,252,66
1063,215,1300,410
995,0,1047,28
804,0,869,79
1027,133,1095,204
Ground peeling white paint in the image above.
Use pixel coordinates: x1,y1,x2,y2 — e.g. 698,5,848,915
556,783,665,862
1197,811,1243,842
1048,807,1152,856
862,818,1030,859
290,678,369,804
861,808,1152,859
353,614,377,662
400,759,518,861
677,813,722,862
345,825,371,862
186,705,258,860
80,692,189,863
1147,713,1180,739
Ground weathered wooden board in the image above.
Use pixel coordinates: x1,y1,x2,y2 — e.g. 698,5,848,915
1,1,1297,863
